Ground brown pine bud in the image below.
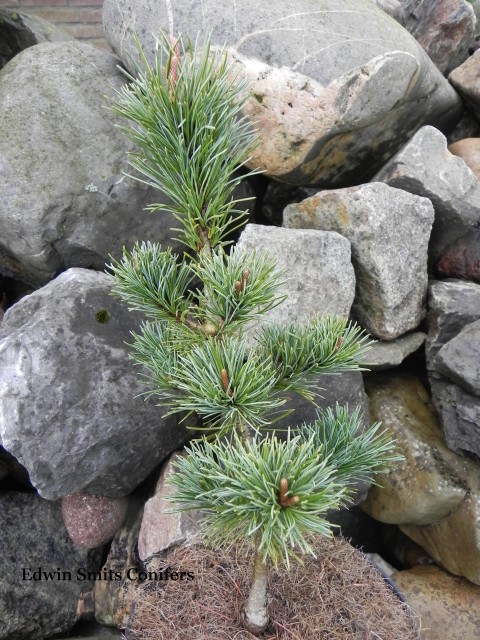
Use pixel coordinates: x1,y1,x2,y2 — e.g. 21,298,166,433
241,269,250,288
163,36,180,99
334,336,344,353
279,477,299,508
234,280,243,295
221,368,229,392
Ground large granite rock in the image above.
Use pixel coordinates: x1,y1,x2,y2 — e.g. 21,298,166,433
0,491,101,640
0,42,178,287
283,183,434,339
392,565,480,640
103,0,461,187
361,375,480,584
374,126,480,261
399,0,477,74
0,269,190,500
236,224,356,325
0,8,75,70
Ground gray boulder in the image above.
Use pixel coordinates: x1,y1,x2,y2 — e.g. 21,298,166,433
103,0,461,187
430,378,480,459
436,320,480,396
274,371,371,504
426,280,480,372
0,41,178,287
399,0,476,75
364,332,426,371
370,0,405,22
374,126,480,261
0,9,75,70
236,224,356,326
0,491,102,640
0,268,190,500
276,372,370,431
283,183,434,340
426,280,480,459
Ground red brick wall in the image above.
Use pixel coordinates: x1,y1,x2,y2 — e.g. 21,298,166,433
0,0,108,50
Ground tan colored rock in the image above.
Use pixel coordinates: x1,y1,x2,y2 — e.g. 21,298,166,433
138,452,202,570
362,375,480,584
392,565,480,640
361,376,467,525
448,138,480,180
450,50,480,120
401,491,480,584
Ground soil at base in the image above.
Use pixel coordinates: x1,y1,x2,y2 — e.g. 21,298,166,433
125,535,421,640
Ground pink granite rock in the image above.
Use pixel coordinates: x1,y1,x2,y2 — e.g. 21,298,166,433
449,138,480,180
62,494,128,548
401,0,476,74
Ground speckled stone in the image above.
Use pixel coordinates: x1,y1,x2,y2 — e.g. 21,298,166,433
401,0,476,75
62,494,129,549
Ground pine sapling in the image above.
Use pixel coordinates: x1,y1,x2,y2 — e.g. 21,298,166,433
109,33,402,636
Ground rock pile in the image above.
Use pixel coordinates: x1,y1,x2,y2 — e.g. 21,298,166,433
1,0,480,638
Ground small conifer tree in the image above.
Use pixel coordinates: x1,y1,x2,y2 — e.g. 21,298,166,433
109,34,400,635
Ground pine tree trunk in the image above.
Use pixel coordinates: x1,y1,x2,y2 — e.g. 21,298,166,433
241,546,269,635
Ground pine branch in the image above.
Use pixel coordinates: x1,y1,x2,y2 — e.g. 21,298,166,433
256,316,374,401
156,337,288,434
192,246,286,335
109,242,196,326
167,431,349,568
299,404,403,487
107,33,261,256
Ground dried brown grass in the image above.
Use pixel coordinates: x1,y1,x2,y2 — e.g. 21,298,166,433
126,536,421,640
